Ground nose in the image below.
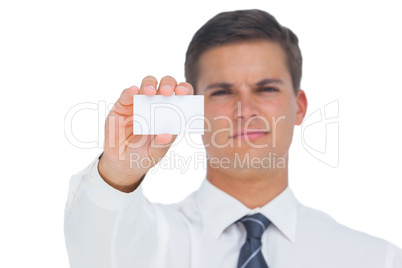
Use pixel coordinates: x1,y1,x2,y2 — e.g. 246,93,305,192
233,92,259,121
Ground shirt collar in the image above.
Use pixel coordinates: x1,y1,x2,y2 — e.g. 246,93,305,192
195,179,298,243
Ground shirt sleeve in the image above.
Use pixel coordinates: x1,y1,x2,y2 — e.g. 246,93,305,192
64,155,158,268
387,242,402,268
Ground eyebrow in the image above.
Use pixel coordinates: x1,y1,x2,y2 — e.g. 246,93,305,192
205,78,284,92
205,82,233,92
255,78,284,86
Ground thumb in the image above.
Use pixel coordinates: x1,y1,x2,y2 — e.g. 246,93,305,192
154,133,173,145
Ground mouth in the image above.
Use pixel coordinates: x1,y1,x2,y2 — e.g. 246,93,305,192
231,130,269,140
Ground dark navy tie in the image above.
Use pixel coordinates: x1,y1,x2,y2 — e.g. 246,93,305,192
237,213,271,268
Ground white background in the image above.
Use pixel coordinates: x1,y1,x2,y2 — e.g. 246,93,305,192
1,0,401,267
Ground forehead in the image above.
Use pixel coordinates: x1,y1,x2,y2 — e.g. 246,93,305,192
196,40,291,90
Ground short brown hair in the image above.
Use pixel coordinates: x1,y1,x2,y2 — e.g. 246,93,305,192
185,9,302,94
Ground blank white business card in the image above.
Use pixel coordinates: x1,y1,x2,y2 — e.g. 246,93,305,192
133,95,204,135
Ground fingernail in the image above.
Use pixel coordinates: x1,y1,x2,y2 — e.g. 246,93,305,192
176,86,188,93
145,85,155,91
144,85,156,96
161,85,173,91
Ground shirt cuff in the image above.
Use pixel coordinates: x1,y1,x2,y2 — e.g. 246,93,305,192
83,155,145,211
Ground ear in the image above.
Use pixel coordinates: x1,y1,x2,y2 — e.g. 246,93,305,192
295,89,308,126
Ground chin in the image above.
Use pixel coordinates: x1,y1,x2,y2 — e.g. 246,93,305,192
207,147,287,171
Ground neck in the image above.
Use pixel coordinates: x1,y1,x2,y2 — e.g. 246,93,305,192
206,163,288,209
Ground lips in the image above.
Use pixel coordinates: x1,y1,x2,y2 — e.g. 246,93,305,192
231,129,269,140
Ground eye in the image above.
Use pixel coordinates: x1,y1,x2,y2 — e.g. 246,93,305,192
257,87,279,93
211,89,231,96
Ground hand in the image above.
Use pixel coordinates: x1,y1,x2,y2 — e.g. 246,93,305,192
98,75,194,192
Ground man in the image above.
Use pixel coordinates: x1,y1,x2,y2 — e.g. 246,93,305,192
64,9,402,267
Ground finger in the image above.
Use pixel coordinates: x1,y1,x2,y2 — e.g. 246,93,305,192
174,82,194,96
120,86,139,105
154,133,177,145
111,86,139,114
157,76,177,96
154,134,177,150
140,75,158,97
154,133,172,145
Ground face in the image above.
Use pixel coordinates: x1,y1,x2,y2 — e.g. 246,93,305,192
196,40,307,170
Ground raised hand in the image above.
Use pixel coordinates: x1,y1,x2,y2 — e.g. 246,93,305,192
98,75,194,192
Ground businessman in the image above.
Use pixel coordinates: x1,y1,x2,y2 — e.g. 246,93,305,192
64,9,402,267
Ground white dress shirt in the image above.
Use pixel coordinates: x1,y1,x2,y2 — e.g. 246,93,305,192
65,156,402,268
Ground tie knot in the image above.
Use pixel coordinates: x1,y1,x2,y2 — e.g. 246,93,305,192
239,213,271,239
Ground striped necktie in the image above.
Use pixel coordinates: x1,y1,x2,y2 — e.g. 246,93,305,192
237,213,271,268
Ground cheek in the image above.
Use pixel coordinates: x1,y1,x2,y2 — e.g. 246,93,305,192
257,101,283,127
263,98,296,121
204,104,232,129
259,100,296,142
202,104,233,146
